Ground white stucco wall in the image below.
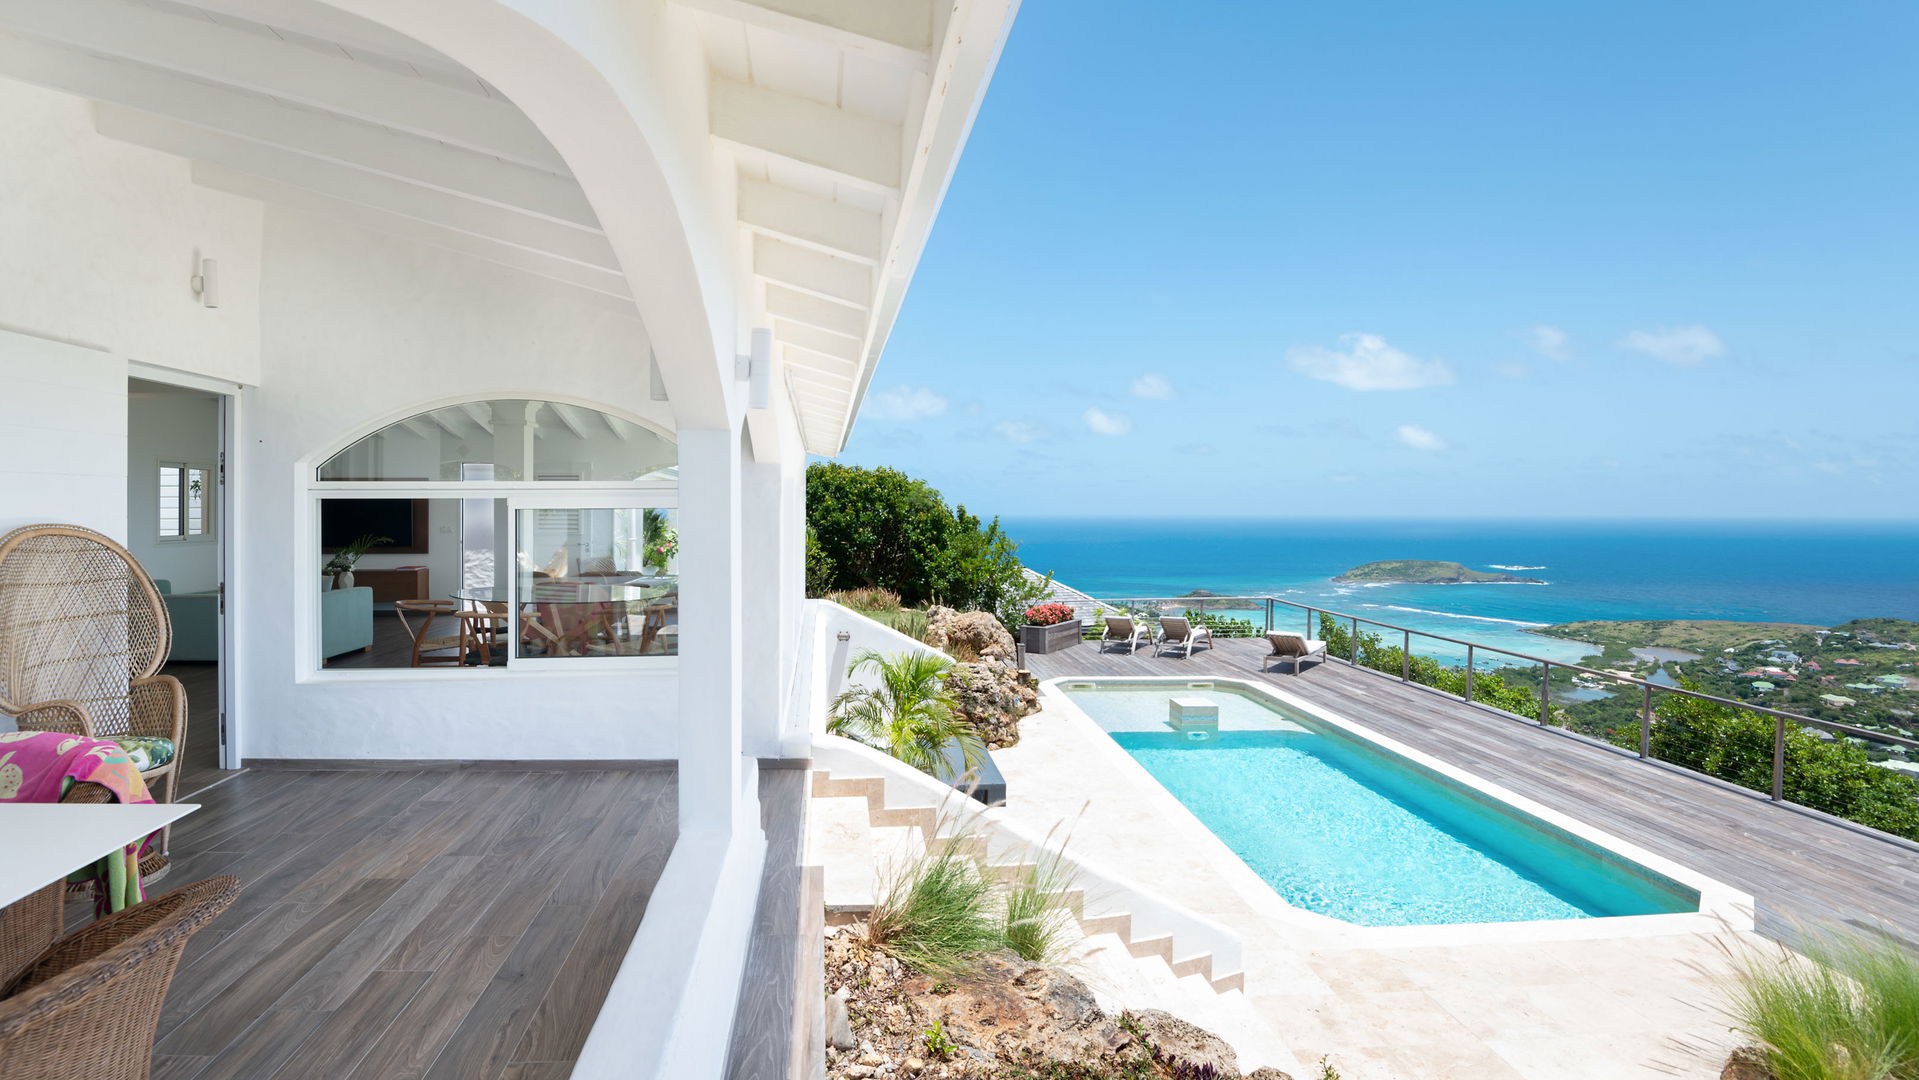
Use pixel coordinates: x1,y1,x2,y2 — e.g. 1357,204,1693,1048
0,79,261,384
0,331,127,540
236,207,684,761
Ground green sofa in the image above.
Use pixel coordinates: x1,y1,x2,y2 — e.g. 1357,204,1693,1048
321,585,375,658
155,580,375,661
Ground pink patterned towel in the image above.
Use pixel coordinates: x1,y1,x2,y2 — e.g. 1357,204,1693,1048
0,730,156,913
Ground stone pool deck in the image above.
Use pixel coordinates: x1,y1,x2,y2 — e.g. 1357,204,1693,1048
990,673,1763,1078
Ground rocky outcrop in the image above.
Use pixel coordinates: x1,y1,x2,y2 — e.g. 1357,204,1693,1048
823,927,1266,1079
1131,1008,1239,1075
925,607,1016,663
1721,1046,1773,1080
944,658,1038,749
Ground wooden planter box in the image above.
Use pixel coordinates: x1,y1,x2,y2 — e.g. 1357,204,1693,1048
1020,620,1082,655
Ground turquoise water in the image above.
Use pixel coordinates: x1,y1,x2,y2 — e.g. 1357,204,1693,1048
1009,518,1919,666
1066,683,1697,926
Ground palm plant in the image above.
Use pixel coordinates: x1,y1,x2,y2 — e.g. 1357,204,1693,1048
829,649,984,775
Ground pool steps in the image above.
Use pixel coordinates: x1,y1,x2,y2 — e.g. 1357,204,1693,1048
807,754,1244,994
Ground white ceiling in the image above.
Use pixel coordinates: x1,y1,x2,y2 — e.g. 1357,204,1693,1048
0,0,998,455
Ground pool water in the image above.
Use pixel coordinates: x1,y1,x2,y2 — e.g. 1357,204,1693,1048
1064,683,1698,927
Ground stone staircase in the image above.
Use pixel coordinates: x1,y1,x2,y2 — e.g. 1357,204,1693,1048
806,764,1297,1071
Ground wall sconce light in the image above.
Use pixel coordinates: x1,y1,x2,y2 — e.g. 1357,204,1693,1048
190,258,219,309
737,327,772,410
836,631,851,642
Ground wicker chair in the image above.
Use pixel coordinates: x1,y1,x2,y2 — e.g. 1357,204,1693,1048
0,785,116,987
0,525,188,875
0,875,240,1080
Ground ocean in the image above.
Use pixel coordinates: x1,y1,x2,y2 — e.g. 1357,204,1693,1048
1002,518,1919,666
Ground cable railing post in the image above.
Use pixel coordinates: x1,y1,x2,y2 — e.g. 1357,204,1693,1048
1538,661,1551,726
1350,615,1359,665
1401,629,1410,682
1639,684,1653,759
1265,597,1273,634
1772,716,1786,802
1464,645,1474,703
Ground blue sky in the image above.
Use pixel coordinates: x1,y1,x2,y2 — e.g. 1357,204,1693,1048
835,1,1918,519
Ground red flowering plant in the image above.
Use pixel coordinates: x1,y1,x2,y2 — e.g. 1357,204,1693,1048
1022,603,1077,627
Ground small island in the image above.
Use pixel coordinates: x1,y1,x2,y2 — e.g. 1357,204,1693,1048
1334,560,1544,585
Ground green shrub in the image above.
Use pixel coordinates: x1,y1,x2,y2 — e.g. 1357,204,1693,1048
869,607,931,642
1184,609,1260,638
1726,927,1919,1080
868,845,1002,978
1606,685,1919,840
806,463,1049,631
1319,614,1542,720
829,587,904,613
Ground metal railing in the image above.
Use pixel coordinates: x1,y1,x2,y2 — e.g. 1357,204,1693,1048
1093,594,1919,810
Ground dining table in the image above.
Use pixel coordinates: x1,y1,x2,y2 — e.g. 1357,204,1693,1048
0,802,198,907
453,578,677,657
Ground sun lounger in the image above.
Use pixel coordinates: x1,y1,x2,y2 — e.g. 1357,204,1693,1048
1154,615,1212,658
1099,613,1149,653
1264,631,1327,674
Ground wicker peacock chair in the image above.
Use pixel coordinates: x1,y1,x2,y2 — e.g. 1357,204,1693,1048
0,525,188,879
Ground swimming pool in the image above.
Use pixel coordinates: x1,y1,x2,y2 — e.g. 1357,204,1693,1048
1059,680,1700,927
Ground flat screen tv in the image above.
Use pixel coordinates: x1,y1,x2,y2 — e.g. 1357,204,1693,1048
320,499,428,554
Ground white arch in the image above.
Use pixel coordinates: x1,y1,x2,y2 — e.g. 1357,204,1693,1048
311,0,739,433
302,391,679,475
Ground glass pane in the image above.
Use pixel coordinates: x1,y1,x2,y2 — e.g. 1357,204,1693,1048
186,468,208,535
158,465,182,537
513,507,677,658
317,400,676,482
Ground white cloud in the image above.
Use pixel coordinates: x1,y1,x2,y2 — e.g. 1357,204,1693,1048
1395,424,1449,452
1130,373,1175,399
1082,407,1133,436
993,420,1049,444
1495,361,1531,379
864,385,948,421
1524,324,1573,363
1286,333,1455,391
1618,325,1725,366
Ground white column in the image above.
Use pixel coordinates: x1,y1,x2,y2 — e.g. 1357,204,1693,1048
675,425,750,832
740,454,795,756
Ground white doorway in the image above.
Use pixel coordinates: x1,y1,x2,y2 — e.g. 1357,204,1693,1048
127,372,241,788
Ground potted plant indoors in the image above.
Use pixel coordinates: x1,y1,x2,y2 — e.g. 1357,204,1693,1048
324,533,392,590
1019,602,1082,654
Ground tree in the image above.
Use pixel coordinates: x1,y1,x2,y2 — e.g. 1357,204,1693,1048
829,649,985,775
805,463,1048,628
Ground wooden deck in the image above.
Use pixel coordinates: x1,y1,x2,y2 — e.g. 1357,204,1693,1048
96,765,679,1080
1025,637,1919,943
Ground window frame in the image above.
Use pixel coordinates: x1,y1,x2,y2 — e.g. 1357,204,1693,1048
156,460,216,544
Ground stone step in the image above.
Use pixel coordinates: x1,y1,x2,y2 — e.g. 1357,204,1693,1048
808,795,877,913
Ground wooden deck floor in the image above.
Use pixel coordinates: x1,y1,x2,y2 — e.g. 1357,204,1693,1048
1025,638,1919,943
98,765,678,1080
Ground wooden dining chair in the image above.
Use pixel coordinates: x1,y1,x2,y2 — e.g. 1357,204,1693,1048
392,600,465,667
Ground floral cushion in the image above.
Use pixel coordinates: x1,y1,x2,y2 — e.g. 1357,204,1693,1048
113,736,176,772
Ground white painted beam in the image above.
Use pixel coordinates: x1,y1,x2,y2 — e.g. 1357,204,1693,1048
603,412,635,441
460,403,495,435
95,108,618,270
424,410,466,439
0,33,596,227
710,77,902,192
773,320,860,364
190,165,634,307
0,0,567,172
738,179,880,264
752,235,871,307
166,0,460,72
549,403,591,440
674,0,931,71
763,284,869,338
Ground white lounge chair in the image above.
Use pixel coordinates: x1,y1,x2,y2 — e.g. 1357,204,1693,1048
1099,614,1149,653
1154,615,1212,658
1264,631,1327,675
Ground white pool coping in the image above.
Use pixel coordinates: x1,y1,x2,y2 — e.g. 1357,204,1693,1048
1039,675,1756,948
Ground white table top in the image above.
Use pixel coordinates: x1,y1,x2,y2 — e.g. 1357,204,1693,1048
0,803,198,906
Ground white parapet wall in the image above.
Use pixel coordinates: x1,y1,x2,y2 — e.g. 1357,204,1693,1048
810,733,1245,983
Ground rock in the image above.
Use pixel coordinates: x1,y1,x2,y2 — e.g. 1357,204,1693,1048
899,951,1128,1064
1130,1009,1238,1076
944,658,1039,749
826,992,856,1050
1246,1069,1297,1080
902,1056,924,1073
858,1051,885,1067
844,1066,876,1080
925,607,1016,664
1722,1046,1773,1080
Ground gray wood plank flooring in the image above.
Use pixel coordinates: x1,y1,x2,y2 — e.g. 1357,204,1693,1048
77,765,679,1080
1027,638,1919,943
